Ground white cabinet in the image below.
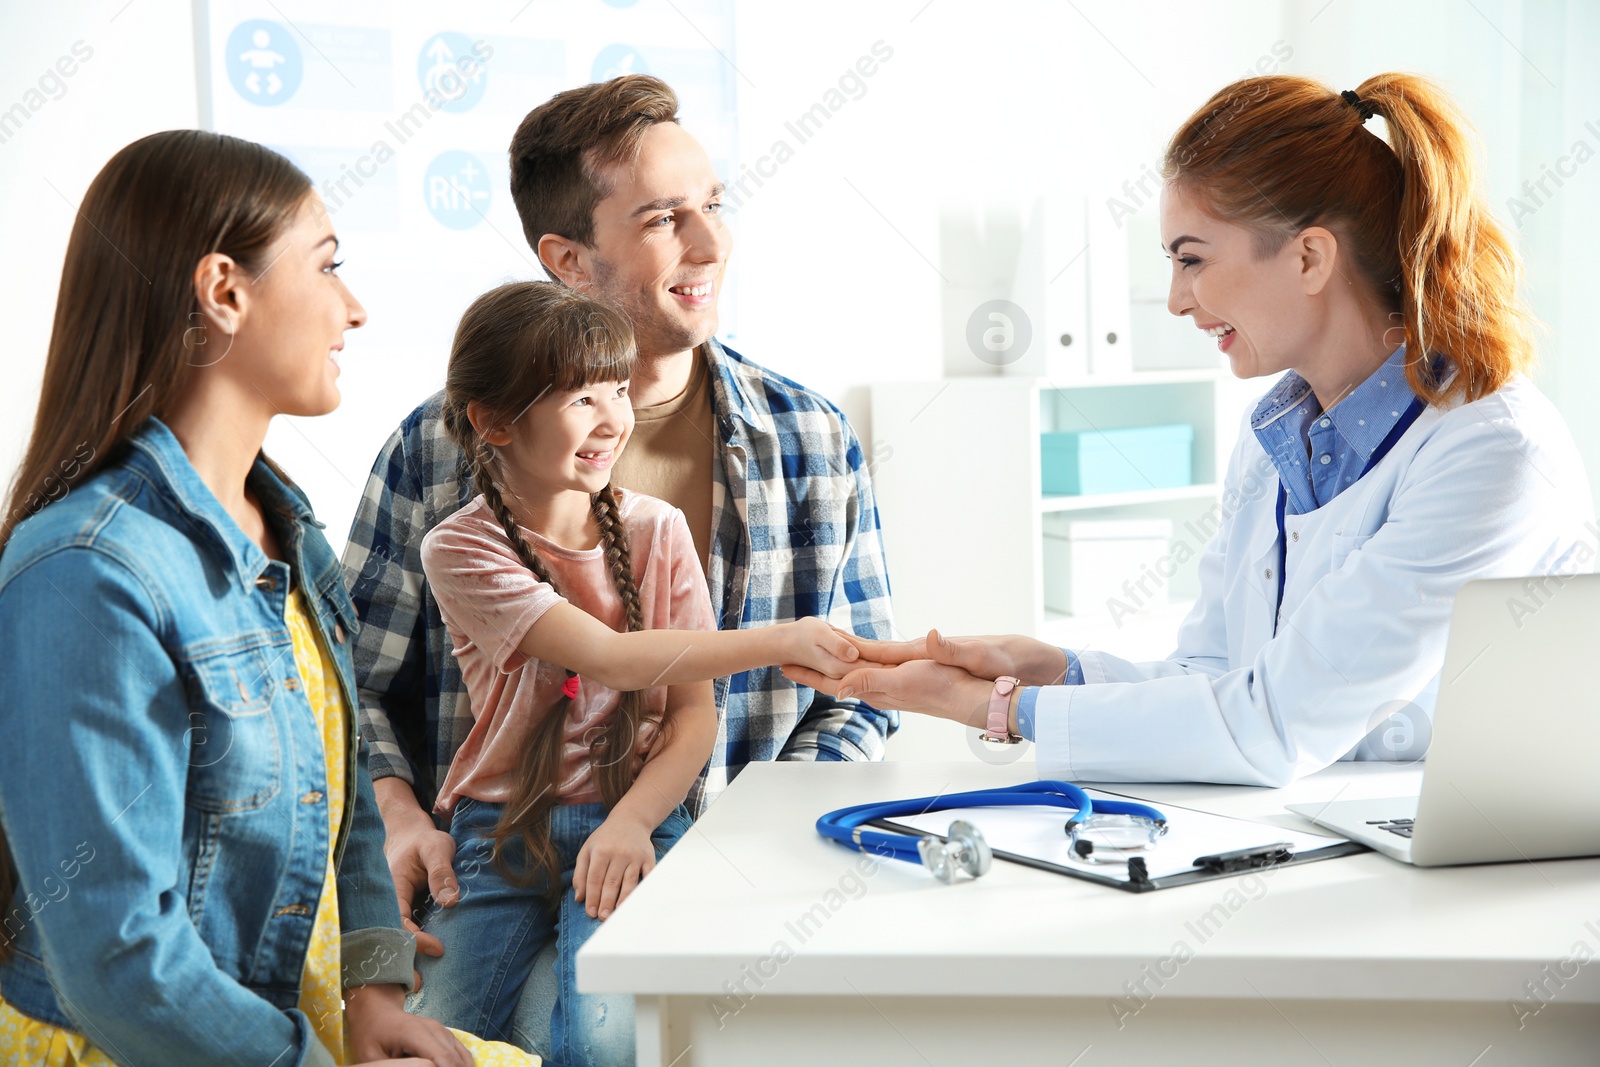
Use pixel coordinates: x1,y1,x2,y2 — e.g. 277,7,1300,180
869,370,1259,655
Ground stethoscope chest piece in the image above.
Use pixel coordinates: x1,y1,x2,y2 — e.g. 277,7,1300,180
916,819,992,883
1067,812,1169,864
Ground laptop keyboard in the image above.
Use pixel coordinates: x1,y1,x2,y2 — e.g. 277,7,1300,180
1367,818,1415,838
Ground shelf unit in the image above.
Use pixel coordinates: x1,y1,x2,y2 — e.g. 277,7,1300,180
869,370,1258,645
1038,483,1220,513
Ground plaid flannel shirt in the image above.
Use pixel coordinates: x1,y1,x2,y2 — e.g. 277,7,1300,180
341,338,898,815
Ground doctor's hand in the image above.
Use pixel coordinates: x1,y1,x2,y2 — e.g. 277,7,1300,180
782,657,993,729
839,628,1070,688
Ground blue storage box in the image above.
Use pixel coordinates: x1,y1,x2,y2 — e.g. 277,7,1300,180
1040,424,1194,496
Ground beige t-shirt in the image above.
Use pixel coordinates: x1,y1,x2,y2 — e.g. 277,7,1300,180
612,349,716,574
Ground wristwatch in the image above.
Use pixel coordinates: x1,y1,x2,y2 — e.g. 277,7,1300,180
983,676,1022,744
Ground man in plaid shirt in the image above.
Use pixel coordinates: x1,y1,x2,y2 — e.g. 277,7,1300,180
340,75,897,1012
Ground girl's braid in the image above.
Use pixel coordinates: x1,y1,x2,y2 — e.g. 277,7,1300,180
591,485,643,635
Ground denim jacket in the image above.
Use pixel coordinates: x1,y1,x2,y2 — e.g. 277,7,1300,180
0,418,413,1067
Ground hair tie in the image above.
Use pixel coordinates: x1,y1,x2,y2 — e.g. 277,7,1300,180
1341,89,1376,122
561,675,581,700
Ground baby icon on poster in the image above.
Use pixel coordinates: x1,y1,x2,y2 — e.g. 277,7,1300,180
225,20,302,106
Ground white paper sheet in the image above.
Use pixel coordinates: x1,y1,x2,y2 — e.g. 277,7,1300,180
883,789,1350,881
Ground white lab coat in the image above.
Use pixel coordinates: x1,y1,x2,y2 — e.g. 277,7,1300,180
1033,375,1596,787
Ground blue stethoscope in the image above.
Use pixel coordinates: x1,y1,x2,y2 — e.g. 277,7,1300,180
817,781,1167,883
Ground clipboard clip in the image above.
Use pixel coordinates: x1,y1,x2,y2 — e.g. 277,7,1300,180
1193,843,1295,873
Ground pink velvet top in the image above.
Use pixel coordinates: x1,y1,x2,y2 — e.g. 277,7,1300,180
421,489,716,810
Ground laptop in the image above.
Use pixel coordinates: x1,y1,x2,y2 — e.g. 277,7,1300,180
1287,572,1600,866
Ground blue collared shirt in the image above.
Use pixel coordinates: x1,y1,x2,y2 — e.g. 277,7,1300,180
1015,346,1421,741
1250,344,1421,516
1016,655,1079,739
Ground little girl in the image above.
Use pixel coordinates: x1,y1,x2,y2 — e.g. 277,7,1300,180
410,281,860,1066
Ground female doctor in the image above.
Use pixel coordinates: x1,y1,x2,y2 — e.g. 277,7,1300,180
787,72,1595,787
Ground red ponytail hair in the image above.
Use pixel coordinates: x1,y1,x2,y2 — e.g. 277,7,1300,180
1164,73,1533,405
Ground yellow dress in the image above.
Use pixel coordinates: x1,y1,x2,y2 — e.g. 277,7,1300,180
0,587,536,1067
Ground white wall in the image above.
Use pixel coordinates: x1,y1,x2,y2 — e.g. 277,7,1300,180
2,0,1594,559
727,0,1305,413
1279,0,1600,513
0,0,199,511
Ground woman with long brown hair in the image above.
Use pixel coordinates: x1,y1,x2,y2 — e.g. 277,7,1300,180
0,131,531,1066
792,73,1594,785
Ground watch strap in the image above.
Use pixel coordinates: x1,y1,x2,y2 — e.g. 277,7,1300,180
985,676,1021,743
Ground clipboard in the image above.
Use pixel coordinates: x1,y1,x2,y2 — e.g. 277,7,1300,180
877,787,1368,892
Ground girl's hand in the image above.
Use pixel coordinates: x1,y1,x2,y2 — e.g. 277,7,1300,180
574,809,657,920
782,617,861,679
345,983,472,1067
782,657,994,727
843,628,1069,687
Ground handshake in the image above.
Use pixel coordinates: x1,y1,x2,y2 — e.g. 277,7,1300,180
777,619,1072,730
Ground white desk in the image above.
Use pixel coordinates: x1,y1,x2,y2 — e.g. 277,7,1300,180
579,761,1600,1066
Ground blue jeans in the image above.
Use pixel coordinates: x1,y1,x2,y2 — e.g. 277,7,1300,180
410,797,691,1067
